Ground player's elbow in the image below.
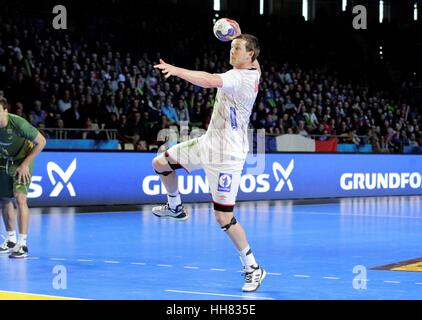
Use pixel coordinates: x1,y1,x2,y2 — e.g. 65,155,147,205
35,134,47,149
206,75,223,89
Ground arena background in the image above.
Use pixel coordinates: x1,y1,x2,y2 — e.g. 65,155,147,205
0,0,422,304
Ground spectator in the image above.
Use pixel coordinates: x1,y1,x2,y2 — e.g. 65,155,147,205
58,90,72,113
161,96,179,125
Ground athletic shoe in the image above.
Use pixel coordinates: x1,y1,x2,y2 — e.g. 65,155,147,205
242,265,266,292
152,203,188,220
0,240,16,254
9,244,28,259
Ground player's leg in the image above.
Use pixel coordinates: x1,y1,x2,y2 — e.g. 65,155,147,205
214,206,266,292
0,198,17,254
209,169,266,292
0,169,17,254
9,162,33,259
151,151,188,220
151,139,202,220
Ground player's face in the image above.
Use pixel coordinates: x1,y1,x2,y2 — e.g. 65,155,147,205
229,39,253,67
0,105,8,128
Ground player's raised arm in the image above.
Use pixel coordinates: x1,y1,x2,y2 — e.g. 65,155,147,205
154,59,223,89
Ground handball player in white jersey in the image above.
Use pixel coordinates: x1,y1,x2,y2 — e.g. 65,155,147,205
152,34,265,292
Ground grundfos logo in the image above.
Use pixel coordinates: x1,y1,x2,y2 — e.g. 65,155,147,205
142,160,294,195
29,159,77,198
340,172,422,190
273,160,294,191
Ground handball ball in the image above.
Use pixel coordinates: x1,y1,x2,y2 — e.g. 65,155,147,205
213,18,241,42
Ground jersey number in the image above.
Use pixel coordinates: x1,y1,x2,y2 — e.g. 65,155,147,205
230,107,238,129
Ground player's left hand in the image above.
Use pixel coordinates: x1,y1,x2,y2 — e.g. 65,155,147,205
154,59,178,79
16,164,31,185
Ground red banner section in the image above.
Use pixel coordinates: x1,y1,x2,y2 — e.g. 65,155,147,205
315,138,338,152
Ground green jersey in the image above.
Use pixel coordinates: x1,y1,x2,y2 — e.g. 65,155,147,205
0,114,39,161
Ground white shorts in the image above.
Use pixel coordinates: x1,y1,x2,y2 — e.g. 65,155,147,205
166,137,244,208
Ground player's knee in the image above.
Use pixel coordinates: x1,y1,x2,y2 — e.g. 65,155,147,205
1,198,13,205
152,155,168,171
14,193,27,207
214,210,234,227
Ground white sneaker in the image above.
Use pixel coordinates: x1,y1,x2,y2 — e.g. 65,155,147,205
242,265,266,292
152,203,188,221
0,239,16,254
9,244,29,259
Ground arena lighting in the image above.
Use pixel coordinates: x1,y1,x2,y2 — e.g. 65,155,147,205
342,0,347,12
414,2,418,21
379,1,384,23
303,0,309,21
260,0,264,15
213,0,220,11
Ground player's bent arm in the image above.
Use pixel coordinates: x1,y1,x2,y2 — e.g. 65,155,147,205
174,67,223,89
21,132,47,166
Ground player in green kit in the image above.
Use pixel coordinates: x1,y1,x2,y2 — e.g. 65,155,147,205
0,98,46,258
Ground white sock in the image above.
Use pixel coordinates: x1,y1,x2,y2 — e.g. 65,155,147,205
167,192,181,210
239,245,258,272
7,231,17,243
18,234,27,246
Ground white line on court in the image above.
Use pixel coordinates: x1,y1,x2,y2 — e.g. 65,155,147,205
130,262,146,265
209,268,226,271
165,289,274,300
104,260,120,264
323,277,341,280
157,264,173,267
183,266,199,269
294,274,311,278
77,259,93,262
267,272,282,276
384,280,400,284
50,258,67,261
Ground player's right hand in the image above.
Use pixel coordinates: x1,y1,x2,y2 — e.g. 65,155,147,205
154,59,178,79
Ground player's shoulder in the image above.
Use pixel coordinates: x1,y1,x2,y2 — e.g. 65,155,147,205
9,113,27,122
229,68,260,79
8,113,30,127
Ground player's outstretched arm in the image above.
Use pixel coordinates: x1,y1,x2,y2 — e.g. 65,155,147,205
154,59,222,89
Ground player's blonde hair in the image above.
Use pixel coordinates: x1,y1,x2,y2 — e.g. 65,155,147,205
234,34,260,62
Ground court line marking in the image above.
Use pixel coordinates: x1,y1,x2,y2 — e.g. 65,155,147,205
16,256,422,288
209,268,226,271
165,289,274,300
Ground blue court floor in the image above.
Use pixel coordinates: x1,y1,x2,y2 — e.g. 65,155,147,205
1,196,422,300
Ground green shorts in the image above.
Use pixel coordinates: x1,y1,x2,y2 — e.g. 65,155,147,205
0,159,34,198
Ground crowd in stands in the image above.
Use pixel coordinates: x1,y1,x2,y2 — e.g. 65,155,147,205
0,3,421,153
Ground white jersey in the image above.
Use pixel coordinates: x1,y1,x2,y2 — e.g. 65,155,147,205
200,68,260,163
